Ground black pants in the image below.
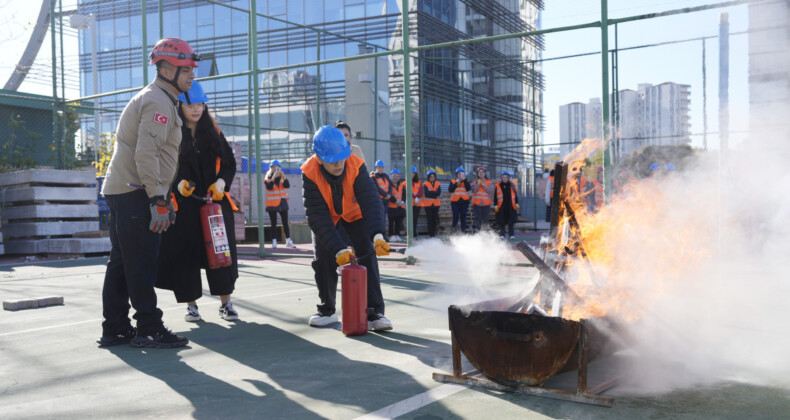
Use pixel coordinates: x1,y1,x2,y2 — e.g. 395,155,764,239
412,206,422,237
267,209,290,239
388,208,404,237
425,206,439,237
451,202,469,232
498,209,516,237
472,205,491,232
311,219,385,318
102,190,164,336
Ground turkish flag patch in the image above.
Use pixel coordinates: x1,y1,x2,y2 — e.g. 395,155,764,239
153,112,169,125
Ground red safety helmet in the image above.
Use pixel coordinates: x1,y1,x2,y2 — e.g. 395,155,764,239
149,38,199,68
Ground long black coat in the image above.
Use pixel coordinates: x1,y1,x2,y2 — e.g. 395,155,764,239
302,161,385,256
156,111,238,303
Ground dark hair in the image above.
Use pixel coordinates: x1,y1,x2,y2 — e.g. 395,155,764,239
177,103,224,155
334,120,351,132
549,169,555,176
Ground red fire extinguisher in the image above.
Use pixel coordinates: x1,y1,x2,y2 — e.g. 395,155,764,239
341,258,368,336
198,195,232,269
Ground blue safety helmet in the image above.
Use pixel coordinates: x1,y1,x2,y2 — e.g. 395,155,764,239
411,165,417,173
177,80,208,105
312,126,350,163
649,163,660,171
665,162,675,171
501,170,512,177
270,159,280,167
426,170,436,177
455,166,464,175
375,160,385,168
391,168,400,175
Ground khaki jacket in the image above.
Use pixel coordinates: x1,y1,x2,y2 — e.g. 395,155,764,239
101,77,182,198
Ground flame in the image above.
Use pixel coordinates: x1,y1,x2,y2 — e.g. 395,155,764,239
540,138,714,322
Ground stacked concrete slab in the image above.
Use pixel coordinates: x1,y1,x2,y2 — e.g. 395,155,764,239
0,169,110,255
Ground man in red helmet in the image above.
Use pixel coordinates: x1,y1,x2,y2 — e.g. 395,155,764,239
98,38,198,349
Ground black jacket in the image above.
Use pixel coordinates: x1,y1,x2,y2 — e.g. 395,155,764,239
157,112,238,300
448,179,472,205
371,172,394,200
303,161,385,256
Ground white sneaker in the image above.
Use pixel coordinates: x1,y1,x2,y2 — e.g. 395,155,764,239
272,238,277,248
219,301,239,321
185,304,201,322
308,313,338,327
510,236,516,240
394,235,403,242
286,238,296,248
368,313,393,331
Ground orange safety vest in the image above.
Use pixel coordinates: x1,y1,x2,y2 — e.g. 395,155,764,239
570,176,589,196
301,154,364,225
471,179,492,206
265,177,289,208
214,156,239,211
592,179,604,208
371,173,391,199
412,180,424,207
450,179,470,202
389,182,405,209
548,175,554,199
494,182,519,212
422,181,441,207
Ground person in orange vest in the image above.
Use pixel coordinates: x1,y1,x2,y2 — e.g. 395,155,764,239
265,159,295,248
471,166,494,233
569,167,595,212
301,126,392,331
494,170,520,240
370,159,394,238
544,169,554,222
422,170,442,237
410,166,424,238
448,166,471,233
156,80,240,325
591,167,604,212
387,168,406,241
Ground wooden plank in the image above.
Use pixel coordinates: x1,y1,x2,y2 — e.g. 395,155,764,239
432,372,614,407
549,162,568,239
515,241,583,302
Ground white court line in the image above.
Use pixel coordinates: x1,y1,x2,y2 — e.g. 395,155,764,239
0,287,313,338
354,384,467,420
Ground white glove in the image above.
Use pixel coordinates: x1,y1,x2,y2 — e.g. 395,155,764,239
215,178,226,192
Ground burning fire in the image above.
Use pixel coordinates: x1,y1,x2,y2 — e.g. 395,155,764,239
541,139,715,322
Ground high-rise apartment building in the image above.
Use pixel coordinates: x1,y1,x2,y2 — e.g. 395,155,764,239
559,82,691,159
75,0,544,176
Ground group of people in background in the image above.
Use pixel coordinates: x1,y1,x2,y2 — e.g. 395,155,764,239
363,159,520,240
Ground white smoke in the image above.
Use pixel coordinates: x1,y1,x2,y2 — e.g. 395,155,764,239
581,131,790,394
405,232,533,310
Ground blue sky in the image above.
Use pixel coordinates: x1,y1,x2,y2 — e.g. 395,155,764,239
1,1,751,151
540,0,751,150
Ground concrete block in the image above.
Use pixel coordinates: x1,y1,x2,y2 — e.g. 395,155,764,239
1,204,100,220
0,244,4,255
3,221,99,238
4,187,96,203
3,237,110,254
44,237,110,254
0,169,96,187
3,296,64,311
3,240,47,254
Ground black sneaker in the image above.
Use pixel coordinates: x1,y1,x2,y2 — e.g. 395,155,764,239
97,326,137,347
130,327,189,349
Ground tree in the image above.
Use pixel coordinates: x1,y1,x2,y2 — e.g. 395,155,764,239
1,114,41,172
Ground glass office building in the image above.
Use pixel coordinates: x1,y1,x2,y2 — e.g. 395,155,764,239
76,0,543,176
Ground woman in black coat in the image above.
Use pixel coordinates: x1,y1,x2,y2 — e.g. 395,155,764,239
156,81,239,322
